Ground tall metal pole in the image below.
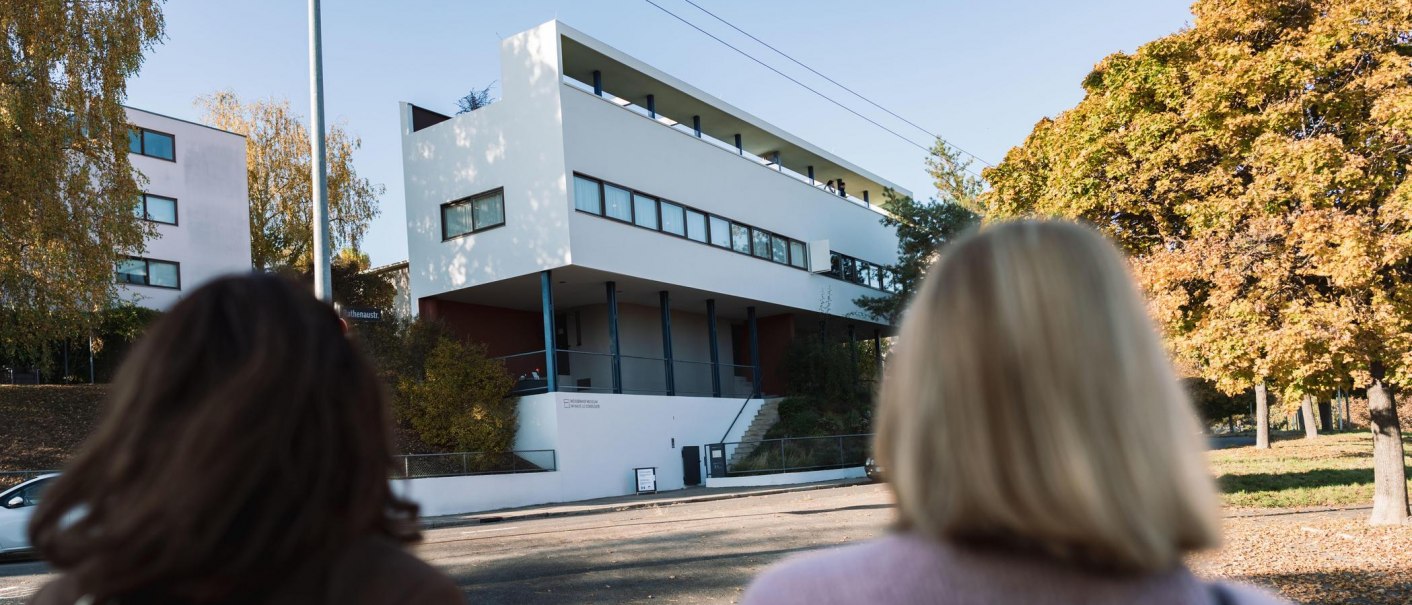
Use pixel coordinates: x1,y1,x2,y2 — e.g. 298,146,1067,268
309,0,332,303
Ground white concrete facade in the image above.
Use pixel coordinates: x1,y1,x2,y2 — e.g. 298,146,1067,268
120,107,252,310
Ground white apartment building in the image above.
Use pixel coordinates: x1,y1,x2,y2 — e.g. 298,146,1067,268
117,107,252,310
395,21,902,513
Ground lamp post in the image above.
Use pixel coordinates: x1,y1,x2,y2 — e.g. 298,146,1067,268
308,0,332,302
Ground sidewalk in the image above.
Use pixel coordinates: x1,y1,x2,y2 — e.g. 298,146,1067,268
419,477,873,530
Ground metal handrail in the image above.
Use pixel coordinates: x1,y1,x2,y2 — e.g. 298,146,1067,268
392,449,556,479
713,433,873,477
718,391,758,444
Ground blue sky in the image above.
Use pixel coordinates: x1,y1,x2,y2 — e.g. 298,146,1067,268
125,0,1195,267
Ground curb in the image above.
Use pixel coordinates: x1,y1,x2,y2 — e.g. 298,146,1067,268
419,478,874,530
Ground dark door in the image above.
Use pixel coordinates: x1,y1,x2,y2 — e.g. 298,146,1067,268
681,446,701,486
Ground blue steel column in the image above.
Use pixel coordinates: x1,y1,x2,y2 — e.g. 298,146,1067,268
607,281,622,394
540,271,557,393
693,115,701,137
706,299,721,397
748,306,760,396
646,94,655,118
660,290,674,396
592,70,602,95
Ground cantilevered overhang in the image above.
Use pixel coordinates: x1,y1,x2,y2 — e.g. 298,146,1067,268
556,22,911,201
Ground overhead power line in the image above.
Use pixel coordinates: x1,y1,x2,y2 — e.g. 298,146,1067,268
641,0,987,181
678,0,992,168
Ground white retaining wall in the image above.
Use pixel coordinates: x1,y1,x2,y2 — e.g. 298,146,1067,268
703,466,866,489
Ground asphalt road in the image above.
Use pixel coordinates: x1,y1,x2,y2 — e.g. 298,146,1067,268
0,483,896,604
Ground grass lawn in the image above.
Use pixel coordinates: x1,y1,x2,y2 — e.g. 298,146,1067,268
1209,432,1412,508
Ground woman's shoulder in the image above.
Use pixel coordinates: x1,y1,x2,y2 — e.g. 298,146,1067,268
1210,580,1292,605
741,534,944,605
321,536,462,605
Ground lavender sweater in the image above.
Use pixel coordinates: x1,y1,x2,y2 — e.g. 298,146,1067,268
742,533,1289,605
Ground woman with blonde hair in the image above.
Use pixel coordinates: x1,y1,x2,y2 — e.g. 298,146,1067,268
743,221,1285,604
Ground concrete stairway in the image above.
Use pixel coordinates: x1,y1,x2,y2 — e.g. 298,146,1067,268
729,398,782,466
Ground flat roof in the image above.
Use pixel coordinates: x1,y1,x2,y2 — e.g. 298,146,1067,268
124,105,247,138
554,21,910,198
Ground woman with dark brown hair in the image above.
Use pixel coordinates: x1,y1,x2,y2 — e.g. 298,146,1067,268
28,274,462,604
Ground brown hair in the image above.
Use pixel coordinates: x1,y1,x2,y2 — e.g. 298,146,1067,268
29,273,419,602
875,220,1219,574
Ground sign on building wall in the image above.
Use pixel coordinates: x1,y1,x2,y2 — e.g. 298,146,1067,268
634,467,657,494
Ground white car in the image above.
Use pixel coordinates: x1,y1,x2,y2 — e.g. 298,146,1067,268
0,474,58,555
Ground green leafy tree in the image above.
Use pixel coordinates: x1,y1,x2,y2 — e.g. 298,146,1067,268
397,336,517,453
329,248,394,312
197,91,382,271
0,0,165,363
855,142,980,324
982,0,1412,524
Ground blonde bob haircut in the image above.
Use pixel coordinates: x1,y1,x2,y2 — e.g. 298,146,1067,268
875,220,1219,574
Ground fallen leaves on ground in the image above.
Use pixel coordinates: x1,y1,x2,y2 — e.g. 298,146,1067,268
1196,511,1412,604
0,385,106,484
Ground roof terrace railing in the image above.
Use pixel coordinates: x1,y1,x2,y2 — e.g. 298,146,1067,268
562,76,891,218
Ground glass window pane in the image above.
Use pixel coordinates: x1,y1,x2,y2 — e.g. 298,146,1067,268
660,201,685,236
442,202,474,238
142,130,174,160
133,195,146,220
771,235,788,264
751,229,771,258
473,192,504,229
882,268,896,292
709,216,731,248
789,241,807,269
633,193,658,229
144,195,176,224
870,265,883,289
128,129,142,154
148,261,179,288
686,210,707,242
604,184,632,221
841,257,857,282
730,223,751,254
116,259,147,285
573,175,601,214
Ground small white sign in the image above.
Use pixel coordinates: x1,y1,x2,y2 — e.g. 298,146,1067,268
635,467,657,494
562,398,600,409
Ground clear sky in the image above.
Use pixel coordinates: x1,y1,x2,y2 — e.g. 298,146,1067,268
124,0,1195,267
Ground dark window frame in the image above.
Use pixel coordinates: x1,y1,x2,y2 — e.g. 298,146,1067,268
137,193,179,226
441,187,507,241
116,256,181,290
129,127,176,162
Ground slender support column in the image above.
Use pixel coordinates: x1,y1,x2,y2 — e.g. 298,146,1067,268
660,290,675,396
607,281,622,394
807,165,815,184
693,115,701,137
309,0,331,303
592,70,602,95
748,306,760,395
848,325,858,383
771,151,781,171
646,94,655,118
734,134,742,155
863,190,870,206
706,299,721,397
873,329,883,375
540,271,557,393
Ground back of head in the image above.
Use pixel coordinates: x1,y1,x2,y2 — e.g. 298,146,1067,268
875,220,1218,574
29,273,417,602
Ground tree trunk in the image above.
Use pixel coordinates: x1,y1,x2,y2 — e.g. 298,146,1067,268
1301,394,1318,439
1341,392,1352,430
1318,400,1333,432
1368,378,1409,525
1255,383,1270,449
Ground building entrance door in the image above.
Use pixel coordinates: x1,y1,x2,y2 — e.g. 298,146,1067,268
681,445,701,486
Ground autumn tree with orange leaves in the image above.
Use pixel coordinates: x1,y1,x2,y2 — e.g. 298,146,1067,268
980,0,1412,524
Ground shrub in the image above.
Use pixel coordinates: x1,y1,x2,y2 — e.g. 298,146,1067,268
395,335,517,453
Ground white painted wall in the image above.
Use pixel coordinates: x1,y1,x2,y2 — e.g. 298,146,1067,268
704,467,866,489
392,471,563,517
400,21,571,305
119,107,251,310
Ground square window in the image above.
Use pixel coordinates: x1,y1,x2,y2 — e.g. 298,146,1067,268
842,257,857,283
660,201,685,236
143,195,177,225
730,223,751,254
829,253,842,277
473,191,504,229
686,210,707,243
116,258,147,285
148,261,180,288
441,201,474,239
789,241,807,269
771,235,788,264
604,184,632,221
128,130,142,154
710,216,731,248
573,175,601,214
141,130,174,160
633,193,658,229
751,229,771,259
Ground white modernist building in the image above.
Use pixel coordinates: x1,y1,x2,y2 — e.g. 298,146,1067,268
117,107,252,310
395,21,901,514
